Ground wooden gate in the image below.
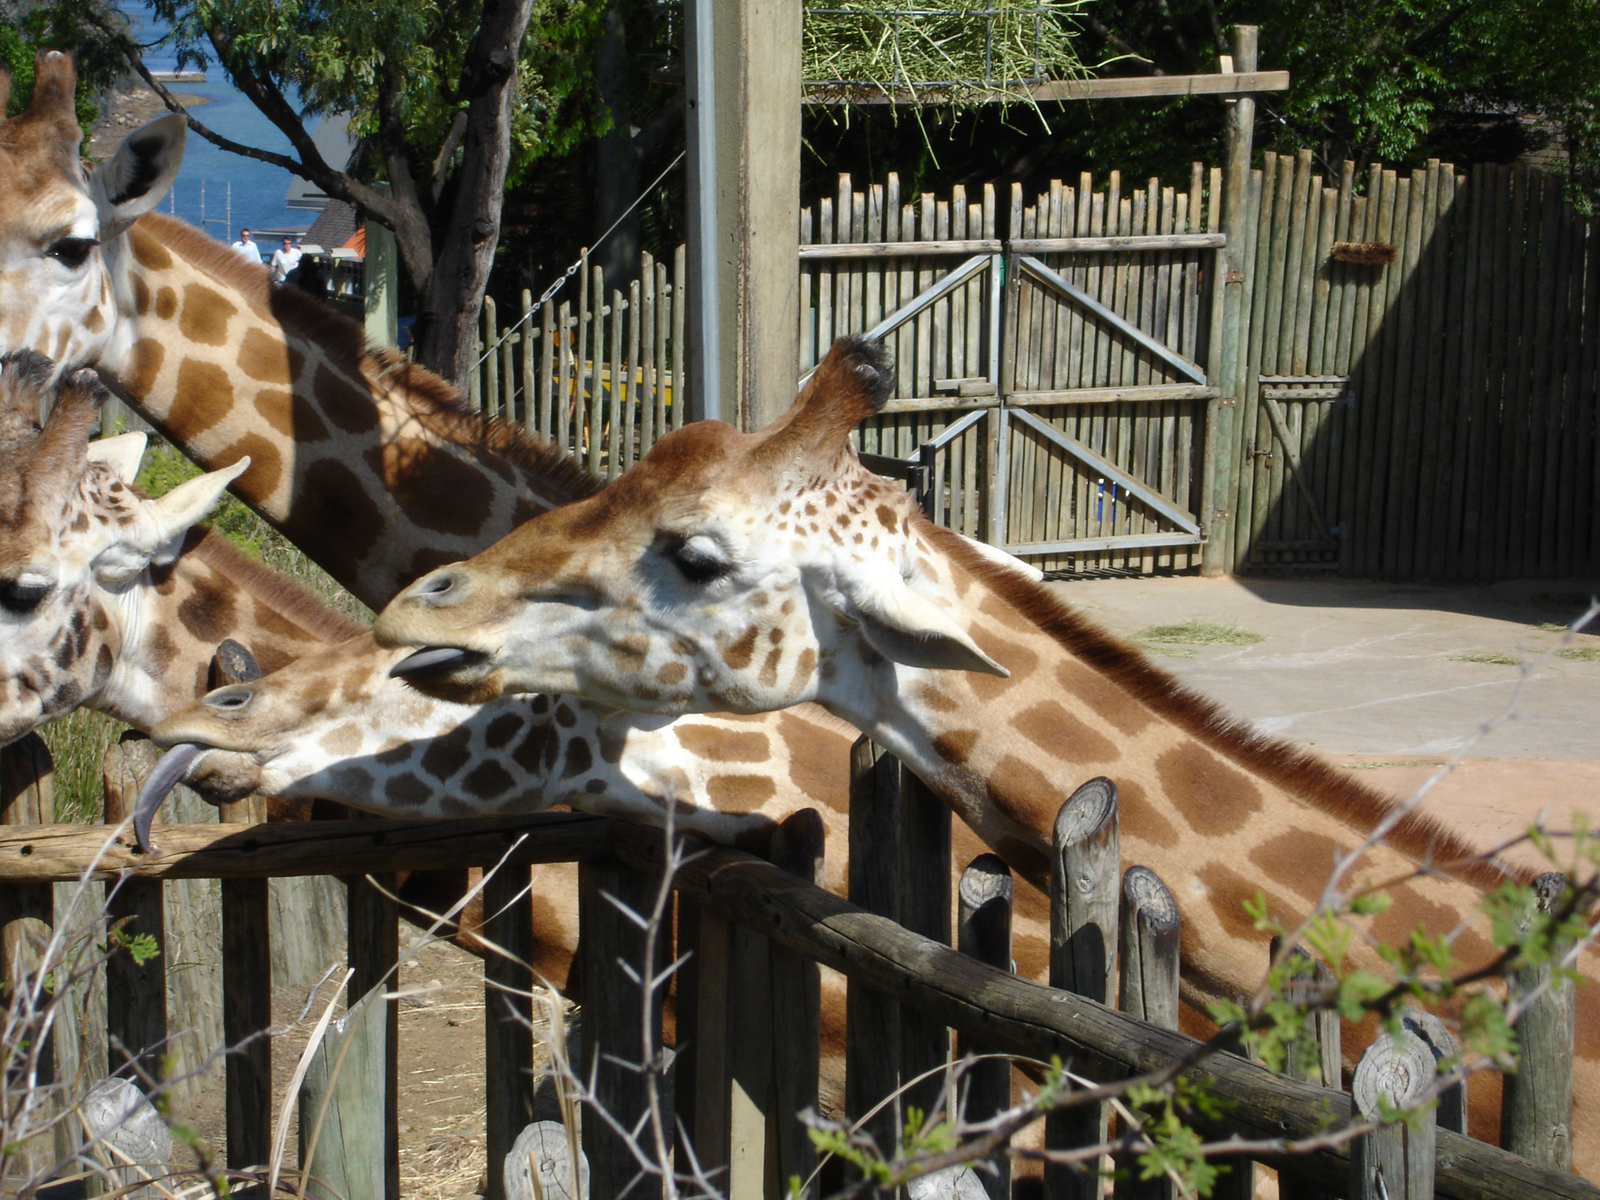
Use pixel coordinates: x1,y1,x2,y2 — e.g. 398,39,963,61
801,171,1225,574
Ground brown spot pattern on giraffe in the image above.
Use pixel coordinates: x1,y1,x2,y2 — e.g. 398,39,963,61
1012,699,1118,763
707,774,777,811
177,581,237,644
282,460,386,567
608,634,650,674
238,327,297,384
130,233,173,271
464,760,515,798
1055,660,1155,736
154,287,178,321
1249,830,1347,903
168,359,234,441
178,285,236,345
375,742,414,767
656,662,687,686
421,724,474,780
328,765,374,795
319,724,362,756
119,339,164,398
1156,742,1265,836
1193,861,1292,942
315,367,381,434
253,390,329,442
1115,780,1180,849
561,738,592,779
512,724,557,774
484,712,523,749
675,724,770,763
596,724,627,764
384,773,431,807
146,626,177,675
722,626,759,671
370,439,493,536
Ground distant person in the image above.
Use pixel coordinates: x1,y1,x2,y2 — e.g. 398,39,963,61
269,236,302,285
230,228,261,264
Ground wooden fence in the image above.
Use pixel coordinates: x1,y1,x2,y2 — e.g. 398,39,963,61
0,732,1588,1199
467,158,1599,583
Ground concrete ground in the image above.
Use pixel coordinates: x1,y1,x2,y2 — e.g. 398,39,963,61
1047,574,1600,872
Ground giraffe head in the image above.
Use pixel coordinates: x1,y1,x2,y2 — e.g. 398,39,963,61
0,52,185,371
0,351,247,744
373,337,1005,716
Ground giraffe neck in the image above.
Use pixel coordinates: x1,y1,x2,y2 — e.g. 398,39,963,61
94,527,359,730
93,215,596,608
823,522,1517,1011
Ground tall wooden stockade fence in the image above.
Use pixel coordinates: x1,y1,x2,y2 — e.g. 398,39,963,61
470,158,1599,582
0,721,1588,1199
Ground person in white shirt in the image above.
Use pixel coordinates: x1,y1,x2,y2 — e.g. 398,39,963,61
230,229,261,263
269,236,303,285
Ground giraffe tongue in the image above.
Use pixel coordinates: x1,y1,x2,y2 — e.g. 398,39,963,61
131,743,204,854
390,646,474,678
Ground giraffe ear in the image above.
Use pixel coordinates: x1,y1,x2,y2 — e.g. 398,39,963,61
85,433,149,483
91,457,249,585
837,575,1009,677
91,113,186,240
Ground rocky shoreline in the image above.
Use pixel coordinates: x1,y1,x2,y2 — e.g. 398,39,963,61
86,82,209,159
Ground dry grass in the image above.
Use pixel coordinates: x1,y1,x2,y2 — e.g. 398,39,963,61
1556,646,1600,662
1449,652,1522,666
1135,619,1266,647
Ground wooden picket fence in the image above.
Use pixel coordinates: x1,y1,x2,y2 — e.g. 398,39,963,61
468,157,1600,583
0,730,1588,1199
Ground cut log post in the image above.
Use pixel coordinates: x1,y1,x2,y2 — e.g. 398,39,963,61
957,853,1013,1200
298,981,388,1200
1501,871,1576,1169
1113,867,1180,1200
1046,777,1119,1200
770,809,825,1192
1350,1026,1437,1200
1401,1007,1463,1135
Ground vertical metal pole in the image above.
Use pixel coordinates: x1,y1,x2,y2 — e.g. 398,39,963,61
686,0,722,425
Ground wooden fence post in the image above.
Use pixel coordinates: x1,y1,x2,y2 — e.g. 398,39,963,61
1,732,61,1174
957,853,1013,1200
1271,941,1340,1200
770,809,825,1192
101,738,167,1091
344,872,399,1200
1501,871,1576,1169
1046,777,1119,1200
1113,866,1180,1200
1349,1027,1436,1200
580,859,664,1200
484,862,534,1200
899,767,951,1125
217,785,272,1180
298,981,389,1200
847,736,904,1159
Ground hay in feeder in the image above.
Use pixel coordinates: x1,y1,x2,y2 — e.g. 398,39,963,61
803,0,1093,107
1330,241,1398,266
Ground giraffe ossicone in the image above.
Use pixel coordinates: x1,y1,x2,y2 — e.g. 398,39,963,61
374,335,1600,1166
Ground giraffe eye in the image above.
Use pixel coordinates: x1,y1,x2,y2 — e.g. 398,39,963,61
667,534,729,585
204,686,254,712
47,237,98,270
0,579,52,615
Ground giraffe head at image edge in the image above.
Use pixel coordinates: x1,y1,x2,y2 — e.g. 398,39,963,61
373,336,1008,713
0,52,185,374
0,351,247,745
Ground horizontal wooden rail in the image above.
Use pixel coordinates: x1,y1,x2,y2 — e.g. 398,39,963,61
608,823,1600,1200
0,814,612,882
800,239,1003,259
1009,234,1227,253
809,70,1291,104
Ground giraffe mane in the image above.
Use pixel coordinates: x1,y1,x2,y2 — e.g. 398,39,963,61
919,519,1523,892
160,526,366,648
132,214,603,508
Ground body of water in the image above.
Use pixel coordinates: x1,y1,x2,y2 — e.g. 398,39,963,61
117,2,322,245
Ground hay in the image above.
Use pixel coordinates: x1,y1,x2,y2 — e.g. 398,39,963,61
803,0,1091,106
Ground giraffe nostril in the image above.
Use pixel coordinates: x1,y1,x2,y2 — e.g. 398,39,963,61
417,572,459,600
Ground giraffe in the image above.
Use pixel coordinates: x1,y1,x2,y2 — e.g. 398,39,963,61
0,50,593,609
126,627,1070,1112
0,351,351,746
371,335,1600,1169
